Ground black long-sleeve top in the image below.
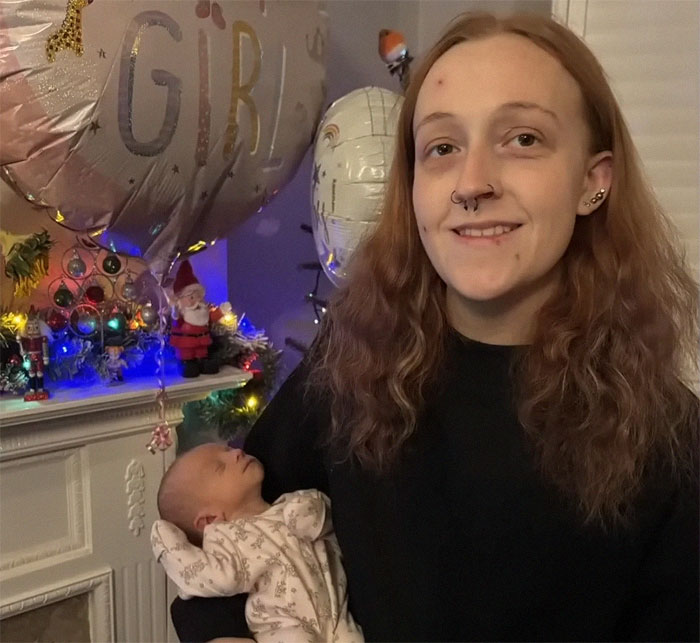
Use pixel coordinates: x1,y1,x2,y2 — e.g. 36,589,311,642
171,333,699,642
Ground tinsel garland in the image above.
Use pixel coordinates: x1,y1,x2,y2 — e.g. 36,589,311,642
0,362,28,394
48,336,110,383
0,311,25,348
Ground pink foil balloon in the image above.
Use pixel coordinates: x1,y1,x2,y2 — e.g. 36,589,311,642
1,0,327,275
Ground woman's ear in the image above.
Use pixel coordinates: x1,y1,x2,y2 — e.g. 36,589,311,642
577,151,613,216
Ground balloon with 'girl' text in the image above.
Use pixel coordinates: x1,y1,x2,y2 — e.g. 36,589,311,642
0,0,327,275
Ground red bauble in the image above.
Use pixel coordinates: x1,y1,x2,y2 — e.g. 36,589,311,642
9,354,21,366
47,309,69,331
85,285,105,304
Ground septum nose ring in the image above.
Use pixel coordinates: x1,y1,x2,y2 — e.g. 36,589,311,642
451,184,494,213
451,191,479,212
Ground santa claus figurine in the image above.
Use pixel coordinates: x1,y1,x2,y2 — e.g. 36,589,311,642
168,260,232,378
16,307,51,401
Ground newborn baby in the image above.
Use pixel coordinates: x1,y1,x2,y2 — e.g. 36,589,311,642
151,442,363,643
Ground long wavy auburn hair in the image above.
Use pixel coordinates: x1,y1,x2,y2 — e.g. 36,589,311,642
308,12,699,525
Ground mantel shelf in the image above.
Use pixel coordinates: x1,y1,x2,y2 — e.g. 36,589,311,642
0,366,252,429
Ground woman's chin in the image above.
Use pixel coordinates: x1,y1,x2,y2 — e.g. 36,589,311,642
446,280,514,305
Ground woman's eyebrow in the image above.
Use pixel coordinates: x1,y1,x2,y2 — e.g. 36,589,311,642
493,101,560,123
414,102,559,135
414,111,456,135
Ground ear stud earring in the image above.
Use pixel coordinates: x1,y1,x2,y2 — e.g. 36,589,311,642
583,188,606,207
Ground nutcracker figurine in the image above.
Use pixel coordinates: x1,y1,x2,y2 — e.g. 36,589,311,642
168,260,232,378
16,307,50,401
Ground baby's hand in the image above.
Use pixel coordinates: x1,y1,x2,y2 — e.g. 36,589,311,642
151,519,190,562
281,490,331,541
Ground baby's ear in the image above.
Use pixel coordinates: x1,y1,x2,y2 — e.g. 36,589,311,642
193,509,225,533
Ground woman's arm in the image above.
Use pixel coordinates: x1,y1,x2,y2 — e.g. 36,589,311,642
170,362,329,641
617,475,699,641
170,595,250,642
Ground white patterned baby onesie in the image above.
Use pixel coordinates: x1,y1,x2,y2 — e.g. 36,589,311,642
152,489,363,643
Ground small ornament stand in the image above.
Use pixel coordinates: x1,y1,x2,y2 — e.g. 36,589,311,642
0,366,251,642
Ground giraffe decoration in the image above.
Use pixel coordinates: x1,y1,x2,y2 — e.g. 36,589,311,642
45,0,93,63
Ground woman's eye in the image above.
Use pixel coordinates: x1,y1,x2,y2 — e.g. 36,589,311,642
511,133,539,148
428,142,455,157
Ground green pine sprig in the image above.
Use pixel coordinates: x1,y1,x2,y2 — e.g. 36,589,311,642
4,230,54,297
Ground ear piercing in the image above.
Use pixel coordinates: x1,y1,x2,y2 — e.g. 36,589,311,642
583,188,606,207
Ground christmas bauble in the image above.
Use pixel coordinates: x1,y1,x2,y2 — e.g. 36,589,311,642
102,253,122,275
106,312,127,333
53,282,74,308
47,309,69,332
85,285,105,304
9,354,21,366
67,250,87,278
121,279,137,301
76,312,98,334
140,304,157,325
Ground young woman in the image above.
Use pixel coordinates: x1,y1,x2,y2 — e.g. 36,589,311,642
171,12,699,642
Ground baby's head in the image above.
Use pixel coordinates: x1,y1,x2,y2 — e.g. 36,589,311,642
157,443,265,545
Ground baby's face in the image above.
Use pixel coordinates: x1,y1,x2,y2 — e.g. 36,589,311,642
185,443,264,516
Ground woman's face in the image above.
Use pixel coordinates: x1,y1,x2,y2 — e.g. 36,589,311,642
412,34,610,334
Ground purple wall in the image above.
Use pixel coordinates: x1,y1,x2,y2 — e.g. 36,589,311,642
225,2,413,378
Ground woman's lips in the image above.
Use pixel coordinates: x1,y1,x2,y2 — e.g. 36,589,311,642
452,222,522,242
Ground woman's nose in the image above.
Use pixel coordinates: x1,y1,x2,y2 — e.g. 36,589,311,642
454,143,499,204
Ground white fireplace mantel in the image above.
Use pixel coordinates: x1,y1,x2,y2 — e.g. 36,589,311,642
0,366,251,642
0,366,251,457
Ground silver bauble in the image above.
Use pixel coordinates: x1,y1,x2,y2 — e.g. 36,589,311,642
121,281,137,301
67,250,87,278
140,304,157,325
76,312,98,334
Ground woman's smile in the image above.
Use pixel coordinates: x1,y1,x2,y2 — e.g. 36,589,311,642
451,221,523,243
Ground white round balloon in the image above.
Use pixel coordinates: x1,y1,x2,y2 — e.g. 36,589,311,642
311,86,403,287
